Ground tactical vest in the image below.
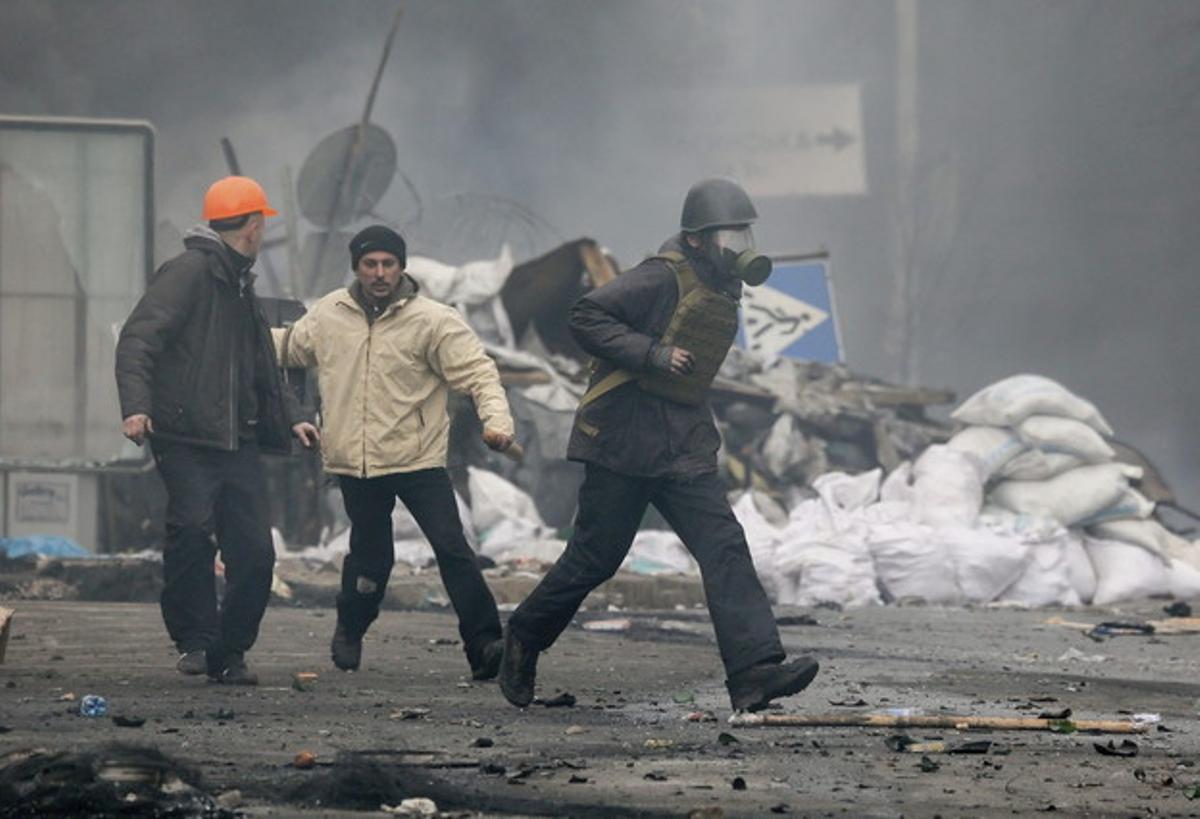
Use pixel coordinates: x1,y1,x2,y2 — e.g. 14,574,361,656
579,251,740,409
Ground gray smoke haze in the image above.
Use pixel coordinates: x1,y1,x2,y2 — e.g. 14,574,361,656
2,0,1199,506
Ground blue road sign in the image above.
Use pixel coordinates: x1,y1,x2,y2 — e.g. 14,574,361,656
738,254,842,363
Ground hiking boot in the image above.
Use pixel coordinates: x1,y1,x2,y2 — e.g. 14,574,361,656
207,653,259,686
176,650,207,676
331,622,362,671
470,638,504,681
726,656,820,712
498,628,538,707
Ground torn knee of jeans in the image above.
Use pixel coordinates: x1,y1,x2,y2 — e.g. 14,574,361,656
355,575,380,595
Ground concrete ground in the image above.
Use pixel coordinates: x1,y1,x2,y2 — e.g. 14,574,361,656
2,598,1199,817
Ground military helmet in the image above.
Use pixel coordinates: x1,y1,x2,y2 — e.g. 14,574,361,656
680,178,758,232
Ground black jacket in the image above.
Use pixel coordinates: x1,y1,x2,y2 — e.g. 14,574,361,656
115,226,302,454
565,235,741,477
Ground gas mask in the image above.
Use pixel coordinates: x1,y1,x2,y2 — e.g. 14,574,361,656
707,227,772,286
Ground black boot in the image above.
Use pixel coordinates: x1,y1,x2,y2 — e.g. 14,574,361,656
206,651,259,686
726,656,819,712
470,638,504,681
331,622,363,671
498,628,538,707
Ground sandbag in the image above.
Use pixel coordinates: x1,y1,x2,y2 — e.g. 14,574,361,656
1087,518,1189,565
911,445,983,528
1167,558,1200,599
939,526,1032,603
1015,415,1115,463
467,466,545,533
997,449,1084,482
988,463,1141,527
1085,536,1169,605
624,530,696,575
880,461,916,505
778,539,881,608
869,524,960,604
1075,487,1156,528
998,538,1081,607
952,374,1113,436
1063,536,1098,604
947,426,1026,479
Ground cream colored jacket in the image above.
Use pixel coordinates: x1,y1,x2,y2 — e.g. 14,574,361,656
273,285,514,478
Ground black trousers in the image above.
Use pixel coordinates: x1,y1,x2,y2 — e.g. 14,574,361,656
337,468,501,666
152,440,275,660
508,463,785,678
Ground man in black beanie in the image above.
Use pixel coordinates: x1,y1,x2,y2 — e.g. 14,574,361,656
275,225,516,679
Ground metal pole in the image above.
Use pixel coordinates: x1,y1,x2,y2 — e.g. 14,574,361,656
309,3,404,292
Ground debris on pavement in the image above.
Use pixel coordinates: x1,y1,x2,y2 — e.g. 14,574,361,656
1094,739,1140,757
293,751,317,769
534,692,577,708
0,744,235,818
0,607,12,663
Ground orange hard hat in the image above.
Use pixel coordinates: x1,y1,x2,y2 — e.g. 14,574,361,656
202,176,279,221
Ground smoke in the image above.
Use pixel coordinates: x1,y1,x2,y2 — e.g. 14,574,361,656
2,0,1199,505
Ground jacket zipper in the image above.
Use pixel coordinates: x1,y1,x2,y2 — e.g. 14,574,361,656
362,321,372,478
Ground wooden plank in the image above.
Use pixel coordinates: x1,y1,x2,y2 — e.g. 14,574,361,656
729,712,1148,734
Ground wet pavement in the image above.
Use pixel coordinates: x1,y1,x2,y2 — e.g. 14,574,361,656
2,599,1199,817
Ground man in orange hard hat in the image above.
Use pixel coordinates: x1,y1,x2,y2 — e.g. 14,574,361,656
116,176,320,685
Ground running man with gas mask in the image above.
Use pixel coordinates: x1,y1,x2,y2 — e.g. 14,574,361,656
499,178,820,712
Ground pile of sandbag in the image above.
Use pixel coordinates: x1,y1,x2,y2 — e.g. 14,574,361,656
946,374,1200,604
736,374,1200,608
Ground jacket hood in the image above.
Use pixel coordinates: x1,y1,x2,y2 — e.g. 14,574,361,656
183,224,224,252
183,224,251,285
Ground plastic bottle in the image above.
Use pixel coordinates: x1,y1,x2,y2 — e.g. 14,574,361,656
79,695,108,717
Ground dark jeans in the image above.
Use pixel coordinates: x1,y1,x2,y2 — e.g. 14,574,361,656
152,440,275,661
337,468,501,666
508,463,785,678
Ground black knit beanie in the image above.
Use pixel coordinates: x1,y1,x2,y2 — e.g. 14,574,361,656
349,225,407,269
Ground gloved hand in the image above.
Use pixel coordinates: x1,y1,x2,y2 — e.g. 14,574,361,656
648,344,695,376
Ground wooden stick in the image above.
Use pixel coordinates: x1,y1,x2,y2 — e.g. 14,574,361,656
729,712,1149,734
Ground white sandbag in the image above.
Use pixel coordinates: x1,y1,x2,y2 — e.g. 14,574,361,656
1085,536,1169,605
731,492,787,598
998,538,1081,607
1015,415,1115,463
880,461,916,505
978,505,1066,542
1167,558,1200,599
406,245,514,306
777,539,881,608
1087,518,1189,565
952,374,1114,436
1063,536,1098,604
467,466,545,533
812,469,882,516
869,523,961,604
939,526,1032,603
911,445,983,528
487,532,569,566
997,450,1084,481
1075,487,1156,528
624,530,697,575
392,490,477,551
988,463,1141,527
947,426,1026,479
393,538,435,567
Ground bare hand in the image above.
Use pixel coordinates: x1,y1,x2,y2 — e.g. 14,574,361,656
292,422,321,449
482,429,514,452
123,414,154,446
668,347,695,376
